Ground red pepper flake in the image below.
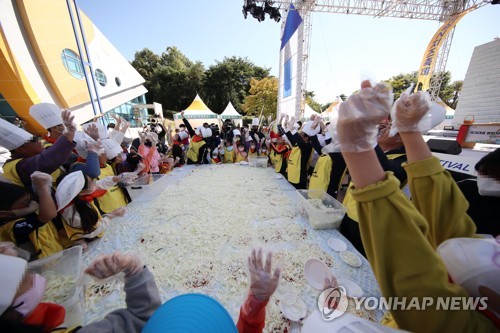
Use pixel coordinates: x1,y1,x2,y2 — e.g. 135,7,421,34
141,238,145,243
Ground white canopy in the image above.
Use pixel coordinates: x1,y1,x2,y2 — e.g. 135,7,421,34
220,101,242,126
321,96,343,122
302,103,321,122
174,94,218,128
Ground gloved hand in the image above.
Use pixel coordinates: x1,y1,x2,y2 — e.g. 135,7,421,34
85,252,144,279
85,139,103,154
119,172,138,185
106,207,126,219
0,241,30,260
337,81,393,152
180,110,185,118
248,248,281,302
31,171,52,194
84,123,100,141
391,91,432,133
138,132,147,143
62,110,77,133
0,241,20,257
147,133,158,145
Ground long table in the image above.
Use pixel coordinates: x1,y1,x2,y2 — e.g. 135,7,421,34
82,164,382,331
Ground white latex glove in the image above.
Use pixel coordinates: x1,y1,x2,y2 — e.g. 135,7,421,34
106,207,126,219
30,171,52,194
62,110,77,133
85,139,102,154
248,248,281,302
84,123,100,141
85,252,143,279
120,172,138,185
391,91,432,133
337,81,393,152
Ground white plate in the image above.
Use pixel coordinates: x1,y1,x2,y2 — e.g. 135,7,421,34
279,293,307,322
327,238,347,252
340,250,362,268
337,278,363,298
304,258,333,290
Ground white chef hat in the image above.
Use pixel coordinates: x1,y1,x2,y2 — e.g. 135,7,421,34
81,122,109,140
233,129,241,136
0,118,33,150
56,171,85,211
301,120,321,137
252,118,259,126
195,127,202,136
0,254,27,315
74,131,95,159
101,138,122,160
437,237,499,299
178,131,189,140
29,103,62,129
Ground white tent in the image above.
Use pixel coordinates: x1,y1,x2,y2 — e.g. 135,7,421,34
321,96,343,122
220,101,243,127
173,94,218,128
302,103,321,122
434,97,455,130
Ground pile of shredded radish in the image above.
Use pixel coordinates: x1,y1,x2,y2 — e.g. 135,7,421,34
84,165,375,331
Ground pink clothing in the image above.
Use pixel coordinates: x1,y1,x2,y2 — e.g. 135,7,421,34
138,144,161,173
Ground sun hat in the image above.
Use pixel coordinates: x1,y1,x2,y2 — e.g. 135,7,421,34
0,119,33,150
29,103,62,129
142,294,237,333
56,171,85,211
0,254,27,315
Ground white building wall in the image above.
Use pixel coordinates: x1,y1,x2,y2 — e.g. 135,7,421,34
453,39,500,126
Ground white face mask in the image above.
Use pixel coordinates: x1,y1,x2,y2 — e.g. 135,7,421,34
477,175,500,197
226,146,233,152
219,148,225,155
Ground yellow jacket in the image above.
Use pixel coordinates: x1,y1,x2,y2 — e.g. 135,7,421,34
351,157,495,332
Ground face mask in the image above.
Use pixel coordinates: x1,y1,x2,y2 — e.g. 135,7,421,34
235,137,241,142
238,147,244,152
226,146,233,152
477,175,500,197
261,149,267,154
219,148,225,155
11,274,46,318
250,146,256,150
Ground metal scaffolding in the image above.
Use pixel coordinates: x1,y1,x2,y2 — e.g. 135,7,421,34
271,0,490,100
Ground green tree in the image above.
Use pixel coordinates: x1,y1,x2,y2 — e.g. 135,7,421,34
203,57,270,114
131,48,162,103
448,80,463,109
383,71,418,101
304,90,322,113
241,77,278,118
155,47,205,111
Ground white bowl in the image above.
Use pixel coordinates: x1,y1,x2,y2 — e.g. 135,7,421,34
279,293,307,322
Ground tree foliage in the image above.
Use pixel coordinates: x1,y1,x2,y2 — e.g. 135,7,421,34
241,77,278,118
305,90,322,113
203,57,270,114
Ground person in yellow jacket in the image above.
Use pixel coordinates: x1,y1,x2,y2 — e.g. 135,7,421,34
234,141,248,162
277,115,312,189
0,171,65,259
222,140,235,163
56,171,127,247
180,111,208,165
337,80,499,332
269,132,289,177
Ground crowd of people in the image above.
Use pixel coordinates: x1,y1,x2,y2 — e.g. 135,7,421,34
0,78,498,332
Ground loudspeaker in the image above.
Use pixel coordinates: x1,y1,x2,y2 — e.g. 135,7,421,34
426,139,462,155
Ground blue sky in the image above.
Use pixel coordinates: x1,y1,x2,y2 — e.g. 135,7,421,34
79,0,500,104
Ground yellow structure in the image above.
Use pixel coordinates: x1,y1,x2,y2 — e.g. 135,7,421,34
0,0,148,134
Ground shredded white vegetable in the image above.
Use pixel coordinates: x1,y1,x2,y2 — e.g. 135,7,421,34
41,271,75,304
83,165,375,330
